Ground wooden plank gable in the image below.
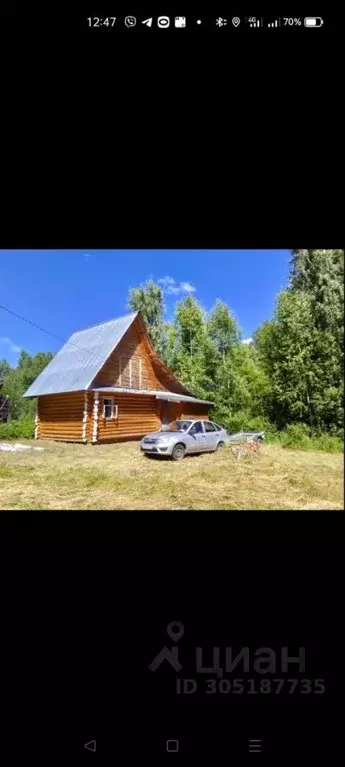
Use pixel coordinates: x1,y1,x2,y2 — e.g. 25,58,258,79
91,316,178,393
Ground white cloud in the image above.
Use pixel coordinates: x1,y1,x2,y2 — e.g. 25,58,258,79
180,281,196,294
242,337,253,345
157,276,175,287
157,276,196,295
0,336,23,353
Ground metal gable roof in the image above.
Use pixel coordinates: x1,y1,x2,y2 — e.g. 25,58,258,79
22,313,138,397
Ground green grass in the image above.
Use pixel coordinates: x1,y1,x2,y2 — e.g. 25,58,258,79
0,437,343,510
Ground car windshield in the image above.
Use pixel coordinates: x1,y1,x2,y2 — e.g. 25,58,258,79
166,420,192,432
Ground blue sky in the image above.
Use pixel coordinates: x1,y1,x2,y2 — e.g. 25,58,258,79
0,250,291,365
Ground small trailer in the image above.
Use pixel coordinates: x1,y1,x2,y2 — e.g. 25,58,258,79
227,431,265,459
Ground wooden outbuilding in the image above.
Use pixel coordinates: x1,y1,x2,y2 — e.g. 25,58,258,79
23,312,214,443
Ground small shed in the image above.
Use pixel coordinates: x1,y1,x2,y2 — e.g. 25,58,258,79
23,312,214,443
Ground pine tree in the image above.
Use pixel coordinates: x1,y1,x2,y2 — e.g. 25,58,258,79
254,250,344,433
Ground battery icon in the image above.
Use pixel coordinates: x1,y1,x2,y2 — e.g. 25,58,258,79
304,17,323,27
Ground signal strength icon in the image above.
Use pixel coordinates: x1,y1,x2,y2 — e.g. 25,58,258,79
249,18,262,27
268,19,280,27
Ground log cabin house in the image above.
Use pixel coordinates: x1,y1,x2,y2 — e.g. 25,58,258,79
23,312,214,443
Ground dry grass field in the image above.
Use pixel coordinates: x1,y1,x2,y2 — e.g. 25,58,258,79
0,439,343,510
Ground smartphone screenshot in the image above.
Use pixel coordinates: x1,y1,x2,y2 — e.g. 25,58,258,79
1,7,343,767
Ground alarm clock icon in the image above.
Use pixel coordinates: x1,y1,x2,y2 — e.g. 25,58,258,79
157,16,170,28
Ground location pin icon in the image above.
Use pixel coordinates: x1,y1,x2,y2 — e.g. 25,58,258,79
167,621,184,642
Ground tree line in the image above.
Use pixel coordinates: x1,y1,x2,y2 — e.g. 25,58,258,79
128,249,344,436
1,250,343,438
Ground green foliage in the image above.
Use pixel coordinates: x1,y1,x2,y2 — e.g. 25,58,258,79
127,278,166,356
267,423,343,453
279,423,311,449
211,345,270,426
289,249,344,335
216,409,273,436
170,296,215,398
0,418,35,439
174,295,206,352
0,359,11,378
160,322,178,369
1,350,53,420
255,250,344,433
207,300,240,356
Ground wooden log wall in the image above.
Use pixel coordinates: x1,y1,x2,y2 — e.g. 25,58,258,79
96,392,160,442
36,392,211,444
37,392,85,441
160,399,210,422
180,402,211,420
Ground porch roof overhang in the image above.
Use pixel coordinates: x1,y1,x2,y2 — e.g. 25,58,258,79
89,386,215,406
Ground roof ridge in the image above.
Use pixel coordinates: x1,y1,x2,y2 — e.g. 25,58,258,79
71,311,138,336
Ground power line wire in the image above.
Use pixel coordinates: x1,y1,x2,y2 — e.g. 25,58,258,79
0,302,119,365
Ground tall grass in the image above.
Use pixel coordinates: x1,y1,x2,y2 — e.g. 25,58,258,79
265,424,343,453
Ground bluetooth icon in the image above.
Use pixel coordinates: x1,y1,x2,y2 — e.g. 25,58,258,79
216,17,227,27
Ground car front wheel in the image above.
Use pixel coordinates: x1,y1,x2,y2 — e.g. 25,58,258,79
216,441,224,451
171,443,186,461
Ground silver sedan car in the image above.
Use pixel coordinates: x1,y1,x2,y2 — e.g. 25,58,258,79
140,419,230,461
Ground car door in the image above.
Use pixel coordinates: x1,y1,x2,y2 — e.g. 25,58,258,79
187,421,207,453
203,420,219,451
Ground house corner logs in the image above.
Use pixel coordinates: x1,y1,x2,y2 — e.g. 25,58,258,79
81,391,88,442
34,404,39,439
91,392,99,443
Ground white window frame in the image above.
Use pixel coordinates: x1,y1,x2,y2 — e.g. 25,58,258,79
103,398,118,420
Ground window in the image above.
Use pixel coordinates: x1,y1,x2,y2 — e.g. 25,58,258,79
103,398,118,419
169,420,192,432
204,421,216,432
212,423,222,432
189,421,203,434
